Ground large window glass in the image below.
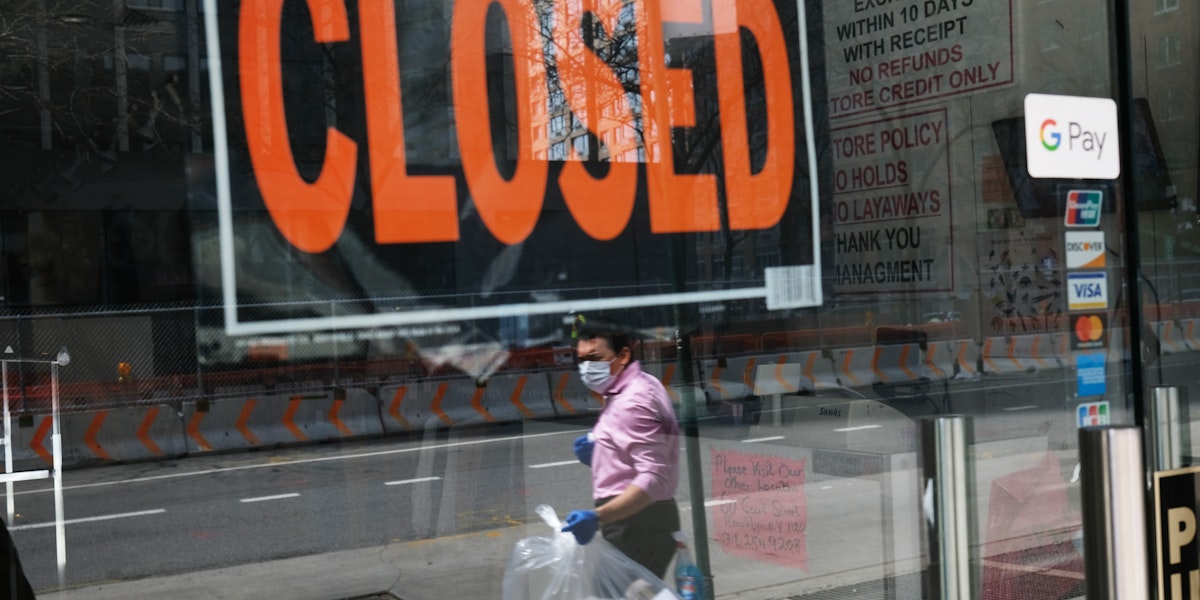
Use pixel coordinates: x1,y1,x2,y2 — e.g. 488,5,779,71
0,0,1190,598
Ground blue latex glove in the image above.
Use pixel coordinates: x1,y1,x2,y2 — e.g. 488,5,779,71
573,433,594,466
562,510,600,545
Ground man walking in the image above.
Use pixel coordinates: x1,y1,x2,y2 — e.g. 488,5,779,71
561,316,681,578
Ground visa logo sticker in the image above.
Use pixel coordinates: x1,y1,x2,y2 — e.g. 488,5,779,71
1064,190,1103,227
1065,231,1106,268
1077,400,1110,426
1068,272,1108,310
1076,354,1107,397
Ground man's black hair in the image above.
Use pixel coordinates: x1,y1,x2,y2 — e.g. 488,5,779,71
573,315,634,353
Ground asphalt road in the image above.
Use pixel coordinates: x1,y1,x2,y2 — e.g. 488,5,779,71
7,355,1199,596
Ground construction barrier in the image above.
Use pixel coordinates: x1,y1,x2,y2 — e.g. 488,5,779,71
830,346,877,388
8,405,186,469
872,343,924,384
697,357,758,400
751,351,837,395
545,370,604,417
1153,320,1191,354
183,389,383,453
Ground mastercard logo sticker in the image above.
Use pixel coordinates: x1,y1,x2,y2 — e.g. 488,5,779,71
1072,314,1107,350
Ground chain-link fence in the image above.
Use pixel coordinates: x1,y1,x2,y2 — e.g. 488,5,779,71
0,303,438,414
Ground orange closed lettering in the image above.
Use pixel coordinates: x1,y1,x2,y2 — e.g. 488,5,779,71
553,0,637,240
452,0,550,245
634,0,719,234
359,0,459,243
714,0,794,229
239,0,357,253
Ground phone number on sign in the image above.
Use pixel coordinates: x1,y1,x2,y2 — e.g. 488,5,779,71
721,532,805,554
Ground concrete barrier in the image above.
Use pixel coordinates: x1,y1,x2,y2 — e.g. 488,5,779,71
183,390,383,453
71,405,186,464
642,361,705,407
545,371,604,417
697,357,758,400
1152,320,1189,354
10,406,186,469
872,343,924,384
830,346,876,388
377,378,475,432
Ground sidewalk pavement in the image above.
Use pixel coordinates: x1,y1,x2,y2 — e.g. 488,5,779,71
34,522,884,600
34,522,1088,600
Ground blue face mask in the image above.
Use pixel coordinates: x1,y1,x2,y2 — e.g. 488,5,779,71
578,359,615,393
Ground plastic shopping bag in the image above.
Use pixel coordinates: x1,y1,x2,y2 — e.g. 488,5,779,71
502,505,682,600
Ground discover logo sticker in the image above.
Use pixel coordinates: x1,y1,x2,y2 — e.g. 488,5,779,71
1065,231,1106,268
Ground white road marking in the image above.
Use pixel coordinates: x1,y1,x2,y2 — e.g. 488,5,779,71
13,430,578,497
820,485,833,490
385,477,442,486
832,424,882,432
239,493,300,503
741,436,786,443
10,509,166,531
1002,405,1038,411
529,460,579,469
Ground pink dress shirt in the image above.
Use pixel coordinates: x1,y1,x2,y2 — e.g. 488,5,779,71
589,360,680,502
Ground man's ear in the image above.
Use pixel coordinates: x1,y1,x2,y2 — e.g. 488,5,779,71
617,346,632,366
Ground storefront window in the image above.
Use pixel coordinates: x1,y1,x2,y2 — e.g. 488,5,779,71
0,0,1196,597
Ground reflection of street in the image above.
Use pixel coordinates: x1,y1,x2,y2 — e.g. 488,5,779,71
12,358,1198,597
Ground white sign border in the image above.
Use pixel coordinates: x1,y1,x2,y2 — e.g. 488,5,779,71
203,0,824,336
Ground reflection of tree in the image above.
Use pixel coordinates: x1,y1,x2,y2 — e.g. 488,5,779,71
529,0,806,287
0,0,200,157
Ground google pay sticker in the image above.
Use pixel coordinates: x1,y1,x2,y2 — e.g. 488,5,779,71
1075,353,1107,397
1067,272,1108,311
1025,93,1120,180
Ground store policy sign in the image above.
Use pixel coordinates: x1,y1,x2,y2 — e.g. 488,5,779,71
202,0,822,335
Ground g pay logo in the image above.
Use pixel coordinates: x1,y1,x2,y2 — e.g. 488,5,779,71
1065,190,1103,227
1025,93,1119,179
1065,231,1106,268
1040,119,1061,151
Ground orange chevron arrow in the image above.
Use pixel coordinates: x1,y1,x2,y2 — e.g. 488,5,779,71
30,416,52,465
84,411,111,460
187,410,213,452
981,339,1000,373
925,345,947,378
431,382,454,426
510,376,534,418
328,398,353,436
661,363,676,386
708,364,727,397
773,354,795,393
284,396,308,441
389,387,413,429
899,346,918,380
803,352,816,383
471,386,496,422
137,407,164,456
840,350,861,386
957,341,976,374
741,358,757,387
553,374,576,414
236,399,261,445
871,346,889,383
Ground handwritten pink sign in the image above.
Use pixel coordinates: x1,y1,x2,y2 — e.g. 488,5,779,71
710,448,808,570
